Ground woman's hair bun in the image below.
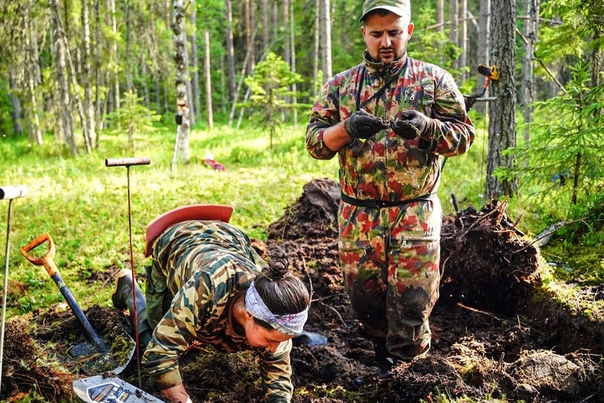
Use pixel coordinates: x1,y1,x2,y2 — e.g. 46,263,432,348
265,246,290,280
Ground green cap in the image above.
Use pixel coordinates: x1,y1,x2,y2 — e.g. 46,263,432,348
359,0,411,22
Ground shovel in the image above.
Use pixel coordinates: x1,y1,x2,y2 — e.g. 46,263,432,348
21,233,135,375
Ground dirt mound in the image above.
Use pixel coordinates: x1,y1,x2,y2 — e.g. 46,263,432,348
2,179,602,402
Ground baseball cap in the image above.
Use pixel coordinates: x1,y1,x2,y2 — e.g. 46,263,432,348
359,0,411,22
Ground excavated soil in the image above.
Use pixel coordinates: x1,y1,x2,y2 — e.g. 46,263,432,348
2,178,602,403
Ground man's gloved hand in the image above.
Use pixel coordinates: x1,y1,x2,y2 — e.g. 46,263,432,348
391,110,435,140
344,109,388,139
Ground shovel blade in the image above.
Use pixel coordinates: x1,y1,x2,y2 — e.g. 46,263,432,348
70,333,136,375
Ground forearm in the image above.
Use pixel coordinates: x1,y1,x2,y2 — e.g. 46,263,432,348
322,122,351,152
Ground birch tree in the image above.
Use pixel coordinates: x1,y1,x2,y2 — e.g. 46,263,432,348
319,0,332,80
82,0,96,147
23,6,42,145
449,0,459,72
172,0,191,168
50,0,77,155
224,0,236,105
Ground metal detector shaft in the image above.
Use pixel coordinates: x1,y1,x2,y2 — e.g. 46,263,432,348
1,185,28,396
20,233,108,353
105,157,151,388
105,157,151,167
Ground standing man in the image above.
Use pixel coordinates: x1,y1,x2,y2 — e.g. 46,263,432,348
306,0,475,376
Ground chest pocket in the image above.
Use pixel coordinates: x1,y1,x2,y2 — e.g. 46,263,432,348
407,78,435,115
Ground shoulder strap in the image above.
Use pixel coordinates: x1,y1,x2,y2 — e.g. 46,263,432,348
355,67,401,111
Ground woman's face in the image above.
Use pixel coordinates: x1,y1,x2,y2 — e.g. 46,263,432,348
243,312,293,352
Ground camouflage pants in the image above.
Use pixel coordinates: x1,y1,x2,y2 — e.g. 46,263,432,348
144,262,175,329
338,197,442,360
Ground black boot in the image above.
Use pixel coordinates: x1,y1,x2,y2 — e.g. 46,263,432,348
373,337,396,378
292,331,328,347
112,269,153,349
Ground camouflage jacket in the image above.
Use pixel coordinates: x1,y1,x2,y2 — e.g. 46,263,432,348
306,52,475,202
143,221,292,403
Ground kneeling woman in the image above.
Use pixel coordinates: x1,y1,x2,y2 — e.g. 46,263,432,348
112,220,310,403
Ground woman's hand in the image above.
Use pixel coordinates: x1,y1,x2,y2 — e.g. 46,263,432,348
160,384,191,403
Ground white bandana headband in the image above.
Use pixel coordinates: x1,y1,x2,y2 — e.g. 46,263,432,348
245,281,308,336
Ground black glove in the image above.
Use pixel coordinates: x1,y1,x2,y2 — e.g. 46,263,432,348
391,110,435,140
344,109,388,139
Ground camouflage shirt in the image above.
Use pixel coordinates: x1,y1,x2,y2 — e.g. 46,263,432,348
143,221,292,403
306,52,475,201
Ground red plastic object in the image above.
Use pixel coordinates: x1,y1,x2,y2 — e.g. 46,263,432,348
145,204,233,257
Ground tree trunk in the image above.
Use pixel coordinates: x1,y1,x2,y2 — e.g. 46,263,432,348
313,0,320,93
449,0,459,72
50,0,77,155
94,0,104,146
23,7,42,144
282,0,290,121
460,0,468,82
487,0,518,199
172,0,191,168
261,0,269,53
191,1,201,122
204,29,213,130
290,0,298,126
245,0,255,73
437,0,444,33
521,0,539,143
319,0,332,80
475,0,491,114
8,70,23,136
54,0,91,153
82,0,96,148
185,1,195,126
283,0,290,66
108,0,120,129
125,0,133,92
224,0,236,105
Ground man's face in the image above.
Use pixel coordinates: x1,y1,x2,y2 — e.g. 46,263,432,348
361,11,414,64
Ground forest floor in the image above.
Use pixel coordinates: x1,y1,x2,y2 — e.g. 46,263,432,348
1,178,603,403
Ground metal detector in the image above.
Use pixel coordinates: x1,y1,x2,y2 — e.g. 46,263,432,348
0,185,28,395
105,157,151,388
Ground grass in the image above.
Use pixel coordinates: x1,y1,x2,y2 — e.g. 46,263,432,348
0,116,600,317
1,122,342,315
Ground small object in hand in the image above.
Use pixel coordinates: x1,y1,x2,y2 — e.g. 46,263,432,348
390,110,432,140
344,109,388,139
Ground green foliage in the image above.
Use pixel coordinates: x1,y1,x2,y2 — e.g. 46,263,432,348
242,52,306,149
499,62,604,215
0,77,15,136
411,4,462,71
103,90,162,155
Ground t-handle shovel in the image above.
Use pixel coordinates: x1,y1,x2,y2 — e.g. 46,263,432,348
21,233,135,374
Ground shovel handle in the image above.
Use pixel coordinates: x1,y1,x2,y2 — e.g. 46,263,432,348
105,157,151,167
20,233,58,276
20,234,108,353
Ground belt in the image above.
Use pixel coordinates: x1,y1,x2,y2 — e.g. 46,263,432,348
340,192,434,208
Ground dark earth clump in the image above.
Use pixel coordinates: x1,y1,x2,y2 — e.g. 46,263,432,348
2,178,602,402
